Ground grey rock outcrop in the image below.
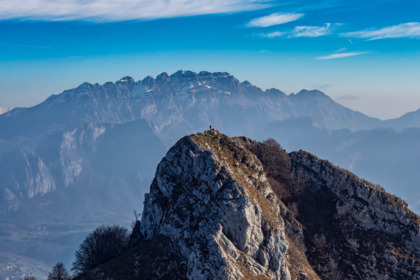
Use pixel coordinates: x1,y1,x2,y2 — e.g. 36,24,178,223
289,151,420,279
136,132,419,280
76,132,420,280
141,133,291,279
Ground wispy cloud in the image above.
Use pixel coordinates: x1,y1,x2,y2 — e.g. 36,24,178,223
289,23,332,37
261,31,287,38
342,22,420,40
0,0,271,21
247,12,304,28
335,47,348,52
315,51,366,60
260,23,337,39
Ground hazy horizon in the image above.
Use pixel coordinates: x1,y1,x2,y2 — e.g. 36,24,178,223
1,0,420,119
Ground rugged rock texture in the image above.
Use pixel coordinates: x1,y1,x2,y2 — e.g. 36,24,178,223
141,133,291,279
288,151,420,279
79,132,420,280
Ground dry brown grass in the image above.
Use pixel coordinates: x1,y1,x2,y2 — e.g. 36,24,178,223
293,150,420,223
191,132,281,229
227,251,271,280
285,235,320,280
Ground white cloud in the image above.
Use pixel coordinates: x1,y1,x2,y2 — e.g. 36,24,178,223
247,12,304,28
290,23,332,37
261,23,336,39
342,22,420,40
0,0,271,21
335,47,348,52
315,51,366,60
261,31,286,38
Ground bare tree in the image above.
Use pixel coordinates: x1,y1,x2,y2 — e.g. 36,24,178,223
262,138,282,150
133,210,140,221
48,262,71,280
72,225,129,275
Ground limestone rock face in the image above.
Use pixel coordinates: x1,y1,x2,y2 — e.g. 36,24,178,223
138,132,419,280
79,132,419,280
141,133,291,279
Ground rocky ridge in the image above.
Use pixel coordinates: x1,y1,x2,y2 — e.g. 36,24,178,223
0,70,379,215
78,132,420,280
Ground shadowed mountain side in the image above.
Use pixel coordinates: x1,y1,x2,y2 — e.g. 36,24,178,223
263,118,420,214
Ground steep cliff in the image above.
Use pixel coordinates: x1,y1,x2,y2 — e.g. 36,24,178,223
77,132,420,280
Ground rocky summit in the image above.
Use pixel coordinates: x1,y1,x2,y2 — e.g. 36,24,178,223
72,132,420,279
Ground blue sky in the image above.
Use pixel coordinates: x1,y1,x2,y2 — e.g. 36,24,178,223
0,0,419,119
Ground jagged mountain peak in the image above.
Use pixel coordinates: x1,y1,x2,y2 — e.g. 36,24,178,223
77,81,92,89
265,88,286,96
11,72,408,134
117,76,135,84
156,72,170,81
118,131,295,279
46,70,243,100
142,74,155,81
38,71,367,131
78,131,419,279
294,89,328,97
144,70,235,81
170,69,197,77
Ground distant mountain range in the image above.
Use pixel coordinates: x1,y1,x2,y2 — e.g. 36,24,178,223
384,108,420,128
1,70,420,279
